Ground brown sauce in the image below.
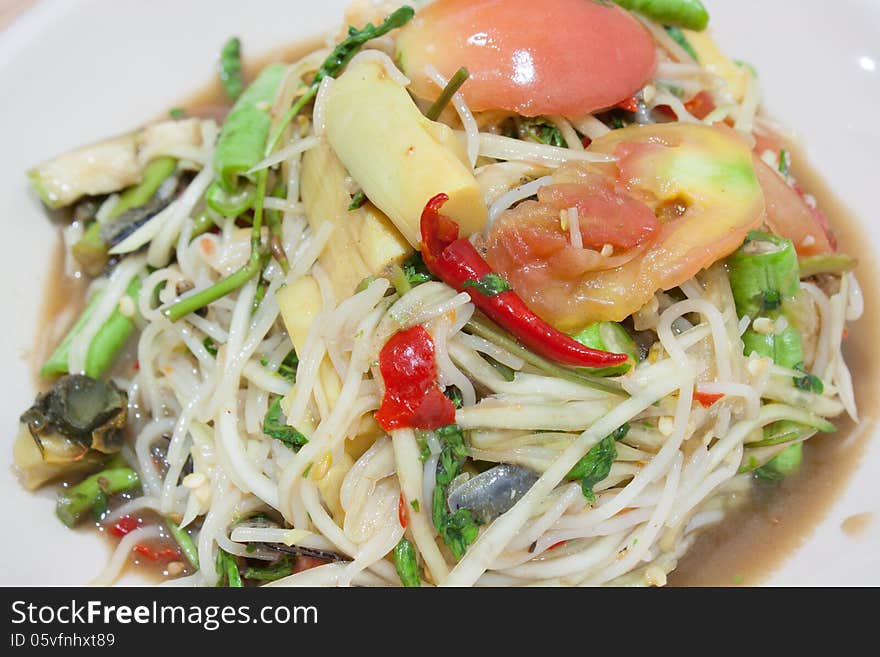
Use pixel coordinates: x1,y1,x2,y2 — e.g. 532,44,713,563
30,38,879,586
842,512,874,539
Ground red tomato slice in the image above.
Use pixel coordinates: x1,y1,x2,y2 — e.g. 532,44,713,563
537,175,659,250
487,124,765,332
753,156,835,256
397,0,657,118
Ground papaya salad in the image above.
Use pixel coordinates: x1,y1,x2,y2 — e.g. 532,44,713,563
16,0,864,587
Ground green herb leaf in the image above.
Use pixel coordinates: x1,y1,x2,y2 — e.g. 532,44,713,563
93,490,109,522
430,424,481,559
520,117,567,148
168,107,186,119
443,386,464,409
261,349,298,382
411,499,420,513
403,252,434,287
565,424,630,502
219,37,244,101
262,396,308,450
393,538,421,587
462,272,511,297
348,191,367,211
318,7,415,86
415,431,431,463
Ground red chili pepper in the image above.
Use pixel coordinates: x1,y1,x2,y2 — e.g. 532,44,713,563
420,194,628,369
694,390,724,407
134,543,180,561
616,95,640,113
375,325,456,432
110,515,140,537
398,493,409,529
684,90,716,121
548,540,567,551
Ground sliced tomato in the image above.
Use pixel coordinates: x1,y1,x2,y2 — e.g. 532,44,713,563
537,175,659,250
487,124,765,331
753,156,835,255
397,0,657,118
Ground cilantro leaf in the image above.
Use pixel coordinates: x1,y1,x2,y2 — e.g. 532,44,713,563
403,252,434,286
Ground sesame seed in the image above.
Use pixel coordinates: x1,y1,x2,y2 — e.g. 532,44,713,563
183,472,206,489
752,317,775,335
118,296,136,318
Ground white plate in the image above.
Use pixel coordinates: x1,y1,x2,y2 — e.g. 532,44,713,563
0,0,876,586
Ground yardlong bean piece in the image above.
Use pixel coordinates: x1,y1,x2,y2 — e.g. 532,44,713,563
41,276,142,379
56,467,140,527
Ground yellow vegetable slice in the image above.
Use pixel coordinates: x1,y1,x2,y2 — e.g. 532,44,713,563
323,54,487,247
